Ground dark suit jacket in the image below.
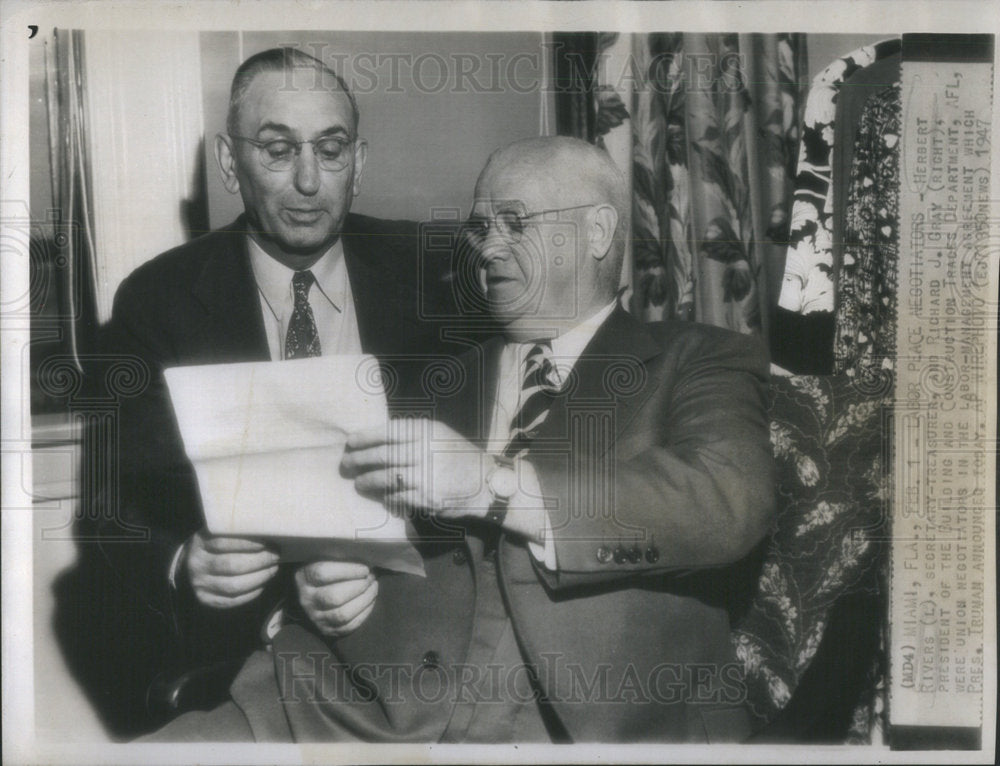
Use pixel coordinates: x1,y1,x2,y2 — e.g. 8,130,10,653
87,213,463,672
264,306,775,743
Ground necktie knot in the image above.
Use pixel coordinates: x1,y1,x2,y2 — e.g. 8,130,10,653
292,269,316,300
524,340,551,370
525,341,565,393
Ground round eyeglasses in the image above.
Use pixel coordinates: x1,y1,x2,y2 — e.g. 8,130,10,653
229,134,356,172
461,203,598,245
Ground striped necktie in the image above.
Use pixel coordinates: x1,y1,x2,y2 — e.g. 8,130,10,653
284,270,322,359
503,341,558,458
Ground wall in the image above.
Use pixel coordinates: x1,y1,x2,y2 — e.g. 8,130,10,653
27,32,897,241
201,31,552,227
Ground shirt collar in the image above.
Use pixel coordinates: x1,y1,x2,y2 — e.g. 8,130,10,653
510,299,619,384
549,300,618,366
247,236,347,314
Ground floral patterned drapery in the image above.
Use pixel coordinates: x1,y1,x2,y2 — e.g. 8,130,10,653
555,33,808,339
552,34,893,741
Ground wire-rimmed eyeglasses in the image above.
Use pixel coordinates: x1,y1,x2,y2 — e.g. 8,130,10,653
461,203,598,245
229,134,356,172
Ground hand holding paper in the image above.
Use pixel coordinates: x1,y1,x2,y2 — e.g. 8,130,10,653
295,561,378,637
164,354,424,577
342,417,492,520
184,531,280,609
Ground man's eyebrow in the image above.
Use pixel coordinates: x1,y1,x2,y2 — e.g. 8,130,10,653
255,121,294,135
315,126,352,138
255,122,352,138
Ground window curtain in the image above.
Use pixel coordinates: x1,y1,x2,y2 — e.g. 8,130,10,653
554,33,808,342
44,30,206,327
550,35,903,741
46,28,100,366
83,30,206,323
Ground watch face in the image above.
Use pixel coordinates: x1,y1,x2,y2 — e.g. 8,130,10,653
490,465,518,500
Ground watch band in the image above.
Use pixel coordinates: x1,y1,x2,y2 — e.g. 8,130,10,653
485,502,508,526
485,455,515,526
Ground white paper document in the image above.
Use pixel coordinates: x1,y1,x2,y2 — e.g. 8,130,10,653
163,354,424,577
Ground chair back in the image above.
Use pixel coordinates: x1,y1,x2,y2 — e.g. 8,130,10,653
734,372,891,726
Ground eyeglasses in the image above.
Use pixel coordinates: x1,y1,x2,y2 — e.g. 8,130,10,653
229,134,356,172
461,203,598,245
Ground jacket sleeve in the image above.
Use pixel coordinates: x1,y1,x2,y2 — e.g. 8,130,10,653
89,273,276,665
527,327,775,590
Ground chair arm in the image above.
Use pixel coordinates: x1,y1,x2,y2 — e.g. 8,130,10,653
146,657,244,719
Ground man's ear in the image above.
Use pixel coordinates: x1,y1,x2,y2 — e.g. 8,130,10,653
214,133,241,194
587,204,618,261
351,138,369,197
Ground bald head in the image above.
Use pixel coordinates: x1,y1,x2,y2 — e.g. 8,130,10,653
470,137,629,338
478,137,629,289
482,137,627,204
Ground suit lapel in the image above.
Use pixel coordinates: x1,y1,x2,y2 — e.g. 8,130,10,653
342,217,413,355
343,227,381,354
433,336,503,446
537,306,663,448
191,218,270,362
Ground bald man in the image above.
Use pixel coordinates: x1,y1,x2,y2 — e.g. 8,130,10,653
148,136,774,744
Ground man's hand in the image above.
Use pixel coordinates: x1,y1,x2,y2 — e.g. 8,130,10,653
184,530,280,609
296,561,378,637
341,418,490,520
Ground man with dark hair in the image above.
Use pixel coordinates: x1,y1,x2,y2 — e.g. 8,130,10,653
226,47,360,137
141,135,774,744
83,46,458,735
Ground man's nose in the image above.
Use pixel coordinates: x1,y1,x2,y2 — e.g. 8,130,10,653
478,223,511,264
292,145,321,196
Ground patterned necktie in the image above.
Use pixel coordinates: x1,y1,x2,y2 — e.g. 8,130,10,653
503,341,558,458
284,270,322,359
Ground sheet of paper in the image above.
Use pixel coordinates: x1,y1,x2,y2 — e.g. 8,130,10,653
164,354,424,577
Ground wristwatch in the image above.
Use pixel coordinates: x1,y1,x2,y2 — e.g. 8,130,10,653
484,456,517,525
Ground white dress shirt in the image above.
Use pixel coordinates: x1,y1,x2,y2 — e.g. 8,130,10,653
489,300,620,570
248,236,363,360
